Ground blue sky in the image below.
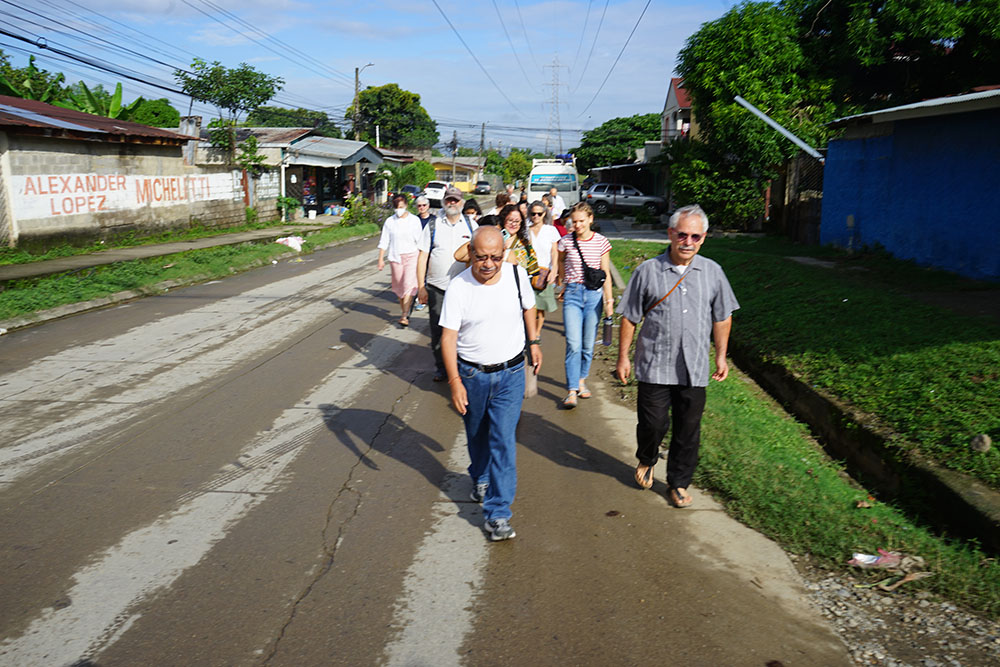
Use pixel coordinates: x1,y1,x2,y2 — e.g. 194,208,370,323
3,0,735,151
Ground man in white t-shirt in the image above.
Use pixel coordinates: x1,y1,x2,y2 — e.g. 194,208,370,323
548,186,567,219
440,226,541,541
417,186,478,381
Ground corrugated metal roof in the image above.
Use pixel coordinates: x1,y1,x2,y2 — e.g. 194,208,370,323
831,89,1000,127
0,95,196,141
284,136,384,168
174,126,315,146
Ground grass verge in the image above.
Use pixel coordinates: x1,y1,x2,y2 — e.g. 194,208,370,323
604,236,1000,617
0,223,378,321
0,217,321,266
610,236,1000,489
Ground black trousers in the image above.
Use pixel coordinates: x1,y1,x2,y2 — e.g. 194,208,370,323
636,382,707,490
426,284,446,375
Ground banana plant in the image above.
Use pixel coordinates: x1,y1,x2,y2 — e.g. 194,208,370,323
55,81,142,120
0,56,66,104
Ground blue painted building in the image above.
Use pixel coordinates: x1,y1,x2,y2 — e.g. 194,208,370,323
820,90,1000,281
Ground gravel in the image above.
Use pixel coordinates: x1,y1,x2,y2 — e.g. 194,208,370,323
791,554,1000,666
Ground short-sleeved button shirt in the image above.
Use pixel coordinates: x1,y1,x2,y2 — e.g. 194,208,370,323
417,213,478,290
617,253,739,387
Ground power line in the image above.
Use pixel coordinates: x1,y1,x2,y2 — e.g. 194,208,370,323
572,0,609,93
511,0,538,69
490,0,536,92
576,0,652,118
427,0,522,114
570,0,594,77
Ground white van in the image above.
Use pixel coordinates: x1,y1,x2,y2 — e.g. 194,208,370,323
527,157,580,205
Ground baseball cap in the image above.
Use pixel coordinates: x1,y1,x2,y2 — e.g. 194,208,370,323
443,186,463,202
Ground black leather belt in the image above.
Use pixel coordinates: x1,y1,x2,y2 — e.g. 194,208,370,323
458,352,524,373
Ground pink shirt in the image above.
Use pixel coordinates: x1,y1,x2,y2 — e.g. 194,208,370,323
558,232,611,285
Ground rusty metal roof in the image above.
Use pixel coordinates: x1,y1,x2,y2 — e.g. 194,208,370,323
0,95,197,142
169,126,315,146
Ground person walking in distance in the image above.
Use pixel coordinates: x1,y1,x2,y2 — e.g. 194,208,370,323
547,185,567,219
417,186,478,382
527,201,560,338
377,193,423,327
615,204,739,508
412,195,435,311
557,202,613,408
440,226,541,541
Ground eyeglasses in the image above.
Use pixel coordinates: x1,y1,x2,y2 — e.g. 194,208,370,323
417,203,429,207
673,231,703,242
473,254,504,263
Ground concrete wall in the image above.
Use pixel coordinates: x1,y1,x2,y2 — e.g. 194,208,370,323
3,132,279,248
820,108,1000,280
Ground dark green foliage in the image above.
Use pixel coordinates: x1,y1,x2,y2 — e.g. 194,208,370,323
130,98,181,127
0,53,68,103
247,105,342,137
571,113,661,172
346,83,438,148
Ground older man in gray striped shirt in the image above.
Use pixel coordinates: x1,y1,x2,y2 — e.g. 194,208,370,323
616,204,739,508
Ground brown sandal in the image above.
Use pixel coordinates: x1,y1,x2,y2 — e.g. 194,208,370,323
669,487,693,508
634,464,654,489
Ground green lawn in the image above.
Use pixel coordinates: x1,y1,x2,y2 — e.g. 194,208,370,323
611,236,1000,489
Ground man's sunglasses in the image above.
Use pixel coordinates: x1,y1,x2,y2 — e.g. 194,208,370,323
673,231,703,242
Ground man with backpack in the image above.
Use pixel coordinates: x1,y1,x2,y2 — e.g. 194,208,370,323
417,186,479,382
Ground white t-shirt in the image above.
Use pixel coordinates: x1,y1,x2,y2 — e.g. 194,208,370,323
417,213,478,290
528,223,561,269
378,212,422,263
549,194,567,218
439,263,536,365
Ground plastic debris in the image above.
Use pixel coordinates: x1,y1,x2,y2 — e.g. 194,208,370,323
0,328,7,336
275,236,305,252
848,549,902,569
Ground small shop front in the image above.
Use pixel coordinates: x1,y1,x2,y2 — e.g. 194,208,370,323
282,137,384,216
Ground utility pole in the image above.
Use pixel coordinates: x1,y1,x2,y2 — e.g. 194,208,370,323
479,122,486,180
353,63,373,193
450,130,458,182
543,58,568,155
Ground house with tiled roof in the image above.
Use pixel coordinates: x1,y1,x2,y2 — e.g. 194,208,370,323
661,78,696,143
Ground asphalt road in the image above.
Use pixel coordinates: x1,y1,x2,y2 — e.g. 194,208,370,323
0,235,851,666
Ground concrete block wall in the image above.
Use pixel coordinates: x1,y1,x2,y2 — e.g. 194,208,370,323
3,133,284,249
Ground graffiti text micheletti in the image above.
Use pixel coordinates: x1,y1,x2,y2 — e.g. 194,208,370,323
12,173,238,219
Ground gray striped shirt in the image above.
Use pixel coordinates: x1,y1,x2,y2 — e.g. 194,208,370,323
617,253,739,387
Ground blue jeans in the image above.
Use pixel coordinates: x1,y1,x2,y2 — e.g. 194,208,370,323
459,358,525,522
562,282,603,391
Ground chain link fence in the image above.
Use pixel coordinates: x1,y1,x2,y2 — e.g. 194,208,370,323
768,151,825,244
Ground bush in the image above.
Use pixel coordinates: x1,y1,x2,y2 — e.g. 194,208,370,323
341,194,386,227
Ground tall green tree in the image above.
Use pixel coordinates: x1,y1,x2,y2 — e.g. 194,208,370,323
346,83,438,149
130,98,181,127
247,105,342,137
402,161,436,188
571,113,661,172
502,149,532,184
175,58,283,159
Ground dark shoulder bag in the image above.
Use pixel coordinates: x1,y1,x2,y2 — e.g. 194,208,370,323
572,235,606,291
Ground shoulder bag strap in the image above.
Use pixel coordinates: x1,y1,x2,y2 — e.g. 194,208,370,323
571,234,590,269
643,272,688,317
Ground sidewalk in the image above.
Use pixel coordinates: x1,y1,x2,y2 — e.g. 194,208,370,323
0,219,340,283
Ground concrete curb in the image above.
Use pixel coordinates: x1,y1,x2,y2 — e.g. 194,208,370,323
0,232,375,335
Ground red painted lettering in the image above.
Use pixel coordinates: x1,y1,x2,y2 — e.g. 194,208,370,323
97,195,106,210
86,175,97,191
60,175,72,193
117,175,125,190
50,198,60,215
137,178,152,204
74,176,85,192
60,197,74,215
46,176,58,194
25,177,37,195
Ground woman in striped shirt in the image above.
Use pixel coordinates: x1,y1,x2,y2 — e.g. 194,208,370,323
557,202,614,408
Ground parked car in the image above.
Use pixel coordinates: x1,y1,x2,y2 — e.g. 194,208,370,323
423,180,449,207
584,183,666,216
474,180,491,194
400,184,421,198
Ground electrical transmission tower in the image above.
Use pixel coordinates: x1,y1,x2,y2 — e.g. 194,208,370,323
543,58,568,154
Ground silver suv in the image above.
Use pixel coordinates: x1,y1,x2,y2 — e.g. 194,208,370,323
584,183,666,216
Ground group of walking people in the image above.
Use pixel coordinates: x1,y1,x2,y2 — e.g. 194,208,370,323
376,184,738,542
